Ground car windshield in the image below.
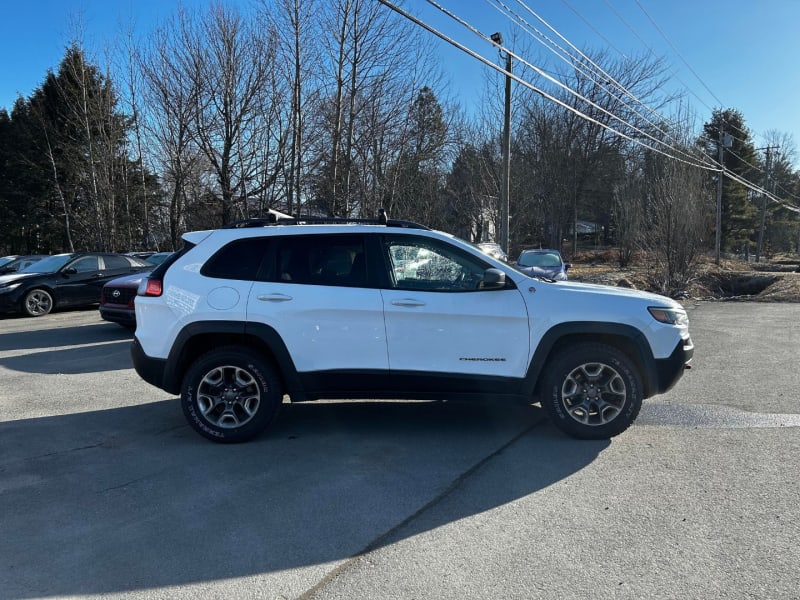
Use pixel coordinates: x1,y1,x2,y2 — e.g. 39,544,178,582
517,252,562,268
20,254,73,273
0,256,14,267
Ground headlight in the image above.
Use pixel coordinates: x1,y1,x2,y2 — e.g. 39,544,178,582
0,283,22,294
648,306,689,326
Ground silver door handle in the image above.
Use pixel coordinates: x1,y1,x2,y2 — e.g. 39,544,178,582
391,299,426,307
257,294,293,302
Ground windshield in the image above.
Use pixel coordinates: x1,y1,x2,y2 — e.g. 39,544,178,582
0,257,13,267
20,254,73,273
517,252,563,268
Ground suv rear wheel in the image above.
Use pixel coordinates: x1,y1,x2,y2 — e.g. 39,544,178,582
540,343,643,439
181,347,282,443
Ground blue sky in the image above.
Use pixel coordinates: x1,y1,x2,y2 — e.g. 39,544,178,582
1,0,798,156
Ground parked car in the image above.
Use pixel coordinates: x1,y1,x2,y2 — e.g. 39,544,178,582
0,255,47,275
477,242,508,262
0,253,152,317
99,273,149,328
131,212,693,443
514,249,571,281
99,253,174,327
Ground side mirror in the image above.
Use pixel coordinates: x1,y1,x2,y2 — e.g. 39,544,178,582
62,267,77,275
565,263,572,270
481,268,506,290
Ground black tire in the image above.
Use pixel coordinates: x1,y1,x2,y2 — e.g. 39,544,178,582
540,343,643,439
22,288,53,317
181,346,283,443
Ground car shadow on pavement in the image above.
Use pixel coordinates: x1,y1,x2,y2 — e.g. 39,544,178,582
0,339,134,374
0,321,134,374
0,398,608,598
0,321,132,352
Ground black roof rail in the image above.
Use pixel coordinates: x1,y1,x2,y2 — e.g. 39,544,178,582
223,209,429,230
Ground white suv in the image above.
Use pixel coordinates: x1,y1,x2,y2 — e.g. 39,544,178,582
132,212,693,443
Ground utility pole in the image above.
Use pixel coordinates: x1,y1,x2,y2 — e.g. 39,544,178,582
755,145,779,263
715,129,733,264
491,32,512,256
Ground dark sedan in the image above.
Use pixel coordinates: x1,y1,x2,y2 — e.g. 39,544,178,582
0,253,153,317
514,249,571,281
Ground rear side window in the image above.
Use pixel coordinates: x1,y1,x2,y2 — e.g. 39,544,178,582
103,254,133,270
201,238,270,280
272,235,366,287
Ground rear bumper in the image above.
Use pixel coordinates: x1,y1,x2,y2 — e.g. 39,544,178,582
131,338,170,393
99,306,136,326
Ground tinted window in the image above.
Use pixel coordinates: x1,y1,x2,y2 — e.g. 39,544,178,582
273,235,366,287
70,256,99,273
202,238,270,280
103,254,133,270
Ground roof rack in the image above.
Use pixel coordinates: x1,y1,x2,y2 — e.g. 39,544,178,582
224,208,429,230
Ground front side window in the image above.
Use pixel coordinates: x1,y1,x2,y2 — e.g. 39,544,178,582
384,236,488,292
70,256,99,273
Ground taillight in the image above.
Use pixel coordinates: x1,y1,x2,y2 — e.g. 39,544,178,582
138,278,163,297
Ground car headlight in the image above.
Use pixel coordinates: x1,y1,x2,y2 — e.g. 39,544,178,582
0,283,22,294
648,306,689,326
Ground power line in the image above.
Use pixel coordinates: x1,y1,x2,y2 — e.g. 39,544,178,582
376,0,799,212
488,0,799,208
487,0,713,168
426,0,718,170
630,0,757,141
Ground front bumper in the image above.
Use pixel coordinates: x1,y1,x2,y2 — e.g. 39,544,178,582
653,334,694,395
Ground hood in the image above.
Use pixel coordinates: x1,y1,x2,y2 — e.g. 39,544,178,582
0,272,44,286
520,265,564,279
551,279,680,305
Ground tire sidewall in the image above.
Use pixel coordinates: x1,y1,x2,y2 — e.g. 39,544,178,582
182,348,281,443
541,344,643,439
23,288,53,317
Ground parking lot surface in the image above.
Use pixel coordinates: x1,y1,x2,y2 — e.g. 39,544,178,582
1,303,799,599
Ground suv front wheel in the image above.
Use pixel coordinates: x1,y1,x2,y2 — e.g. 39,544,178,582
181,347,282,443
540,343,643,439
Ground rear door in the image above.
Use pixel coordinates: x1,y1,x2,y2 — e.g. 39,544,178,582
246,233,388,373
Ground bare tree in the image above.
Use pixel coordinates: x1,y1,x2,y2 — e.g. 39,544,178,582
643,151,713,294
138,9,202,248
313,0,440,217
515,50,676,254
187,2,283,225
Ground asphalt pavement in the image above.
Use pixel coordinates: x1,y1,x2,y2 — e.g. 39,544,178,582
0,302,798,599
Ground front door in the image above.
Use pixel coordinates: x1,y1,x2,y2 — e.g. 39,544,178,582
379,235,531,379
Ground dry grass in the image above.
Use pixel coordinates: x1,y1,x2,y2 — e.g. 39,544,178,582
567,251,800,302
